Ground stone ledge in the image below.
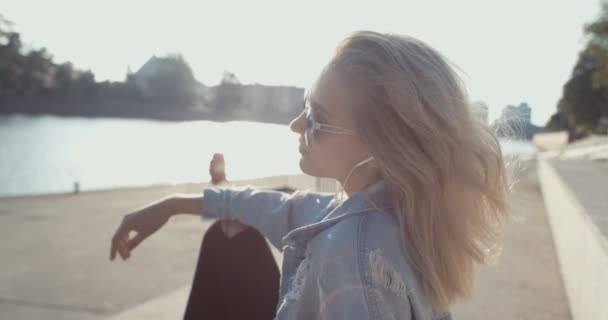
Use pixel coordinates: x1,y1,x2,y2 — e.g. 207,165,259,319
538,158,608,320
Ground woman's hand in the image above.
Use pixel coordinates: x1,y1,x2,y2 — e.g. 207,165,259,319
110,197,174,261
109,152,247,262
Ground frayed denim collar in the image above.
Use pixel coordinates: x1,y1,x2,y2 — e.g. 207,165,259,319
282,179,393,246
326,179,393,218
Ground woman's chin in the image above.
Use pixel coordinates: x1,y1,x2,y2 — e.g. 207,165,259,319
298,156,314,176
298,156,308,171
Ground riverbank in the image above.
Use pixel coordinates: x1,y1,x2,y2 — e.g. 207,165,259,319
0,161,572,319
0,95,297,125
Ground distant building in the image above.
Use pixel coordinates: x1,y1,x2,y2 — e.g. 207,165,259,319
470,101,489,124
241,84,304,114
500,102,531,124
494,102,543,140
132,56,304,123
206,83,304,124
131,55,209,104
132,55,162,97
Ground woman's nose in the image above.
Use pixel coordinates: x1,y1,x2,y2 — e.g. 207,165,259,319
289,109,306,134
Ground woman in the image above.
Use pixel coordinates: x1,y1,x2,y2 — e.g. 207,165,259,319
110,31,512,320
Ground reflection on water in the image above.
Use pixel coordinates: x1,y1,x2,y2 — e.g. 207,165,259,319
0,114,537,197
500,139,538,155
0,114,302,197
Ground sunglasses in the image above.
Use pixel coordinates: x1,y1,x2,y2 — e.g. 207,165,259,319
303,95,357,147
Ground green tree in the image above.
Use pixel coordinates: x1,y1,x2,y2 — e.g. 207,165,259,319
144,54,197,105
212,71,242,118
547,3,608,138
53,62,76,95
22,48,54,95
1,15,57,97
71,70,97,96
0,15,24,96
0,14,209,119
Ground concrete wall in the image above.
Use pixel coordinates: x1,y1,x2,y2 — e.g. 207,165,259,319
538,159,608,320
533,131,569,151
176,174,336,194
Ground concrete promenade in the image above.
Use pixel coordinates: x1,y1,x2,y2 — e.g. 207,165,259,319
538,159,608,320
451,160,570,319
0,161,572,319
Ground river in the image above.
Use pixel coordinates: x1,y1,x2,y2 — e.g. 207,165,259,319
0,114,537,197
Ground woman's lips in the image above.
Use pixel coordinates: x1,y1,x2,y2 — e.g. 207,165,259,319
298,138,308,153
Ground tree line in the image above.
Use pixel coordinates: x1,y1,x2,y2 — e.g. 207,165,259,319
546,3,608,139
0,14,303,124
0,14,206,110
8,6,606,133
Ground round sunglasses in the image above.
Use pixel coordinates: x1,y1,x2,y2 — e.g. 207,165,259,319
303,97,357,147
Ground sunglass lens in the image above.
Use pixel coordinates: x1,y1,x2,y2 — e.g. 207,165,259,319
305,107,314,146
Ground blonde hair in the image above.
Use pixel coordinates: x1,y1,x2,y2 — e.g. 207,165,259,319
329,31,514,311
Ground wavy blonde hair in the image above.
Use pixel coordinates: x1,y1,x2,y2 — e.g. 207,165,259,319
329,31,514,311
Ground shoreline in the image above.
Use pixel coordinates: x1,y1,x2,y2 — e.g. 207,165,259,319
0,157,572,320
0,156,538,201
0,173,339,202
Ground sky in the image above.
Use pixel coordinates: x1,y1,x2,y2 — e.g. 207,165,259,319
1,0,603,125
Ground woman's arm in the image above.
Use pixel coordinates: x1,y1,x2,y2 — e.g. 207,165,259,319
216,186,335,250
166,152,335,250
109,153,228,261
200,185,300,250
167,193,204,217
110,194,179,261
166,151,225,217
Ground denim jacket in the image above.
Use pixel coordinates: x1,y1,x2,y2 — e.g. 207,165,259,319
201,179,453,320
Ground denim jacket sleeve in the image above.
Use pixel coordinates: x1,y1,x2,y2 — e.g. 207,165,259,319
201,185,334,250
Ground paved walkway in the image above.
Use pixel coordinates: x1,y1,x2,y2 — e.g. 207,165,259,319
0,163,571,319
0,184,210,319
452,160,571,319
549,159,608,240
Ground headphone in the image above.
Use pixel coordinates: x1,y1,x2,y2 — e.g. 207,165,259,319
337,155,376,201
353,156,375,168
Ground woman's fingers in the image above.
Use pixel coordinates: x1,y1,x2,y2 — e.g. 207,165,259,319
111,234,126,261
110,216,131,261
112,236,132,261
110,207,166,262
119,245,130,260
126,232,146,251
110,231,122,261
111,230,145,261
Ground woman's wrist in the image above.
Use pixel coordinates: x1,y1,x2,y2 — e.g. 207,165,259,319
166,193,203,217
